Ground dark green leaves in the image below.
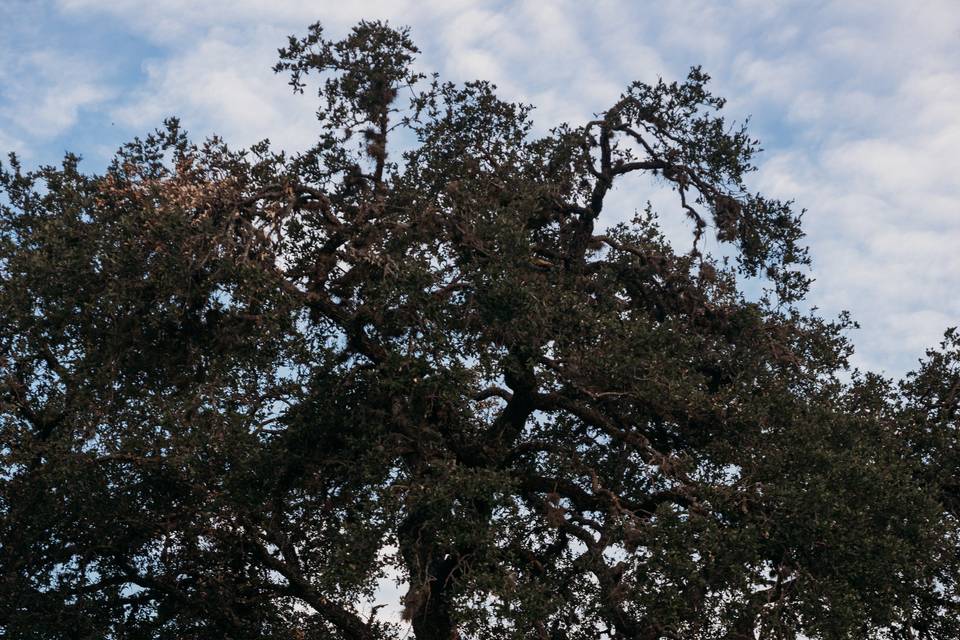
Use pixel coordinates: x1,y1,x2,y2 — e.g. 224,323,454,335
1,20,956,640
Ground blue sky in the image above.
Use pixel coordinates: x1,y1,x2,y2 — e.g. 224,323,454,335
2,0,958,378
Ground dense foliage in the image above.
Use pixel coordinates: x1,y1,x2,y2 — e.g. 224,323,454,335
1,20,959,640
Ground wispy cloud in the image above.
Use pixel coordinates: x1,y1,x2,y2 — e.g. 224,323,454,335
2,51,111,137
6,0,958,376
0,46,112,154
109,27,319,153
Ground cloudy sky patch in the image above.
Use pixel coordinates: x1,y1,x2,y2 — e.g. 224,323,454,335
1,0,958,376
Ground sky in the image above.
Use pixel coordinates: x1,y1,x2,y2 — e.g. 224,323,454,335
1,0,958,378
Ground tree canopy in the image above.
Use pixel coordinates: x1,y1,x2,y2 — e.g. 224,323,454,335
1,20,959,640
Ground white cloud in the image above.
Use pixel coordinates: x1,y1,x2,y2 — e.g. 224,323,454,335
109,26,319,152
748,7,960,373
0,48,111,141
0,130,24,156
26,0,960,376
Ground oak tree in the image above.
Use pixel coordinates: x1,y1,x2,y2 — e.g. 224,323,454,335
1,20,958,640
